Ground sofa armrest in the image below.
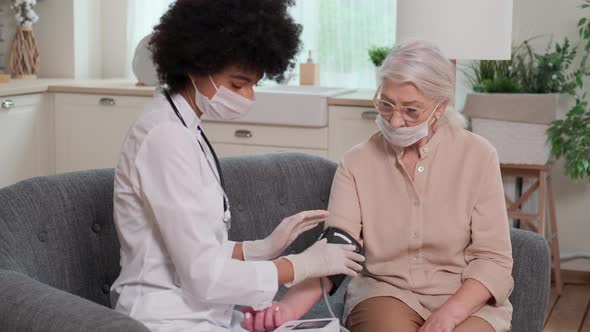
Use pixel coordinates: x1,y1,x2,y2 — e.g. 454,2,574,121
509,229,551,332
0,270,148,332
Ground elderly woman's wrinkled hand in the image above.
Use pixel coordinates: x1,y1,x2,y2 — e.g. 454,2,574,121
418,305,463,332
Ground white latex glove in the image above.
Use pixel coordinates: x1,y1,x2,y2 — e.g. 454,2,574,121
242,210,329,261
283,238,365,287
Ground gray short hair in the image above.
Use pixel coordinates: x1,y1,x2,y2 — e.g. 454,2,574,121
378,40,467,129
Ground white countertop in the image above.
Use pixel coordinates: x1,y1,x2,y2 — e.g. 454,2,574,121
0,78,156,97
0,78,373,107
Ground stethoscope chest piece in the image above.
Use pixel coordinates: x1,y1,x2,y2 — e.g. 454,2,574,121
223,209,232,230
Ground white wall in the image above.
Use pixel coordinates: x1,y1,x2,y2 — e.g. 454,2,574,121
35,0,76,78
7,0,103,78
101,0,129,78
74,0,102,79
0,3,13,72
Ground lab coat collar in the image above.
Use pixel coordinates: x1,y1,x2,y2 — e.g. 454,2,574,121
157,87,202,132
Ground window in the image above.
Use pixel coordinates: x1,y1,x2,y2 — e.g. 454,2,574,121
288,0,396,88
125,0,396,89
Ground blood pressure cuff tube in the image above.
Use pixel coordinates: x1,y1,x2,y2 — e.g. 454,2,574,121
319,227,364,295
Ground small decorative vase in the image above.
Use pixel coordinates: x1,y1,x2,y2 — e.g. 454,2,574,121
375,66,381,86
9,26,40,79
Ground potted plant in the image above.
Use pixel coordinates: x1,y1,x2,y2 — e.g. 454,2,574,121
368,46,390,85
464,0,590,180
463,38,577,166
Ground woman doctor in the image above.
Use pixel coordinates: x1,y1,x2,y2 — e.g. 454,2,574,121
110,1,365,331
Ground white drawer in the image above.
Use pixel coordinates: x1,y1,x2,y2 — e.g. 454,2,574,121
0,94,44,109
201,122,329,150
214,143,328,159
54,93,150,108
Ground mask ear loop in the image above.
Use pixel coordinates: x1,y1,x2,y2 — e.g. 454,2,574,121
427,103,440,125
189,77,199,94
208,75,219,91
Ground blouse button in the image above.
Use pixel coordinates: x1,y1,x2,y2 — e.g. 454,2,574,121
417,165,425,173
423,147,429,153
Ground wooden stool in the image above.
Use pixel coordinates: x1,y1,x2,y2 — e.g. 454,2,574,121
500,163,563,295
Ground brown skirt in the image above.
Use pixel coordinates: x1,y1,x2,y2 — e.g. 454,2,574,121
346,296,495,332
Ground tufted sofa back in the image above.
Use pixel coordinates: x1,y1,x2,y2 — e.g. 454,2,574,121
0,153,337,308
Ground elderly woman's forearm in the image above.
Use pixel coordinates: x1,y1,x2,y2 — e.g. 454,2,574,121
439,278,492,325
281,278,329,319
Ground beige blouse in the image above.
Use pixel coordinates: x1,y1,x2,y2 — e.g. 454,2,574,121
326,123,514,332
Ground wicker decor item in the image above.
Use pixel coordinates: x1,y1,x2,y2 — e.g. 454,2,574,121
9,26,40,79
9,0,40,79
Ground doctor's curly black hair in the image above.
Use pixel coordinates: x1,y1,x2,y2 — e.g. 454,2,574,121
150,0,302,93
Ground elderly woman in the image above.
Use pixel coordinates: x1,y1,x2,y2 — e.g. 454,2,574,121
243,41,513,332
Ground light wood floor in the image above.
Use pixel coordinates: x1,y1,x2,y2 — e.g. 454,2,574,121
544,284,590,331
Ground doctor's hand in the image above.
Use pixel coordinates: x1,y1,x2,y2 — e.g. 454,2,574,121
242,210,329,261
284,238,364,286
242,301,297,332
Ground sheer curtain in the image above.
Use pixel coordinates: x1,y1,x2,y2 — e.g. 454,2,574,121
289,0,396,88
124,0,396,88
126,0,174,78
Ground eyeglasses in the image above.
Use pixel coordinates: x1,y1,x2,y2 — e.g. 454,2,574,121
372,88,434,122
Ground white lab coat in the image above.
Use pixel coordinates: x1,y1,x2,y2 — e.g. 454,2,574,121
111,90,278,331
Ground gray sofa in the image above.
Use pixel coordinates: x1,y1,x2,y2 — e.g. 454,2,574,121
0,153,550,331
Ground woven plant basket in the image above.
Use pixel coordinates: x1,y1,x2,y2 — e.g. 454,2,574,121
463,93,560,165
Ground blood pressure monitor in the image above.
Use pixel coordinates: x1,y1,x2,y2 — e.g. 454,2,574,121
275,318,340,332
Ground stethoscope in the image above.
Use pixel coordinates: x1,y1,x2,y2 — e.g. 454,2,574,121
163,87,232,230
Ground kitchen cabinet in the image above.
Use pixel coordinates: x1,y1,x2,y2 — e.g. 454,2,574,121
328,105,379,161
54,94,149,173
0,93,53,187
201,121,329,158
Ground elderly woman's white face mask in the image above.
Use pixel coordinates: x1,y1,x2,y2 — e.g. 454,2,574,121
375,105,439,147
373,81,442,147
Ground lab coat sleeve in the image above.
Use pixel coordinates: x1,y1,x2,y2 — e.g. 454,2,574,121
135,123,278,310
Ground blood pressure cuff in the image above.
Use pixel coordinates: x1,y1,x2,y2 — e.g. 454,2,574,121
319,227,363,295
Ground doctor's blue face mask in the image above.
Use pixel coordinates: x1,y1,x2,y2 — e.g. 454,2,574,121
190,75,255,120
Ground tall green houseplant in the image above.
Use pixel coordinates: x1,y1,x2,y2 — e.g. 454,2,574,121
548,0,590,180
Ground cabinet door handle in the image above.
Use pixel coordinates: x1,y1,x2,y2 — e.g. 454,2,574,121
99,97,116,106
361,111,378,120
1,99,14,109
235,130,253,138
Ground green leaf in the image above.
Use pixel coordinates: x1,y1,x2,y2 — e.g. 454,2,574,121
580,18,588,26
